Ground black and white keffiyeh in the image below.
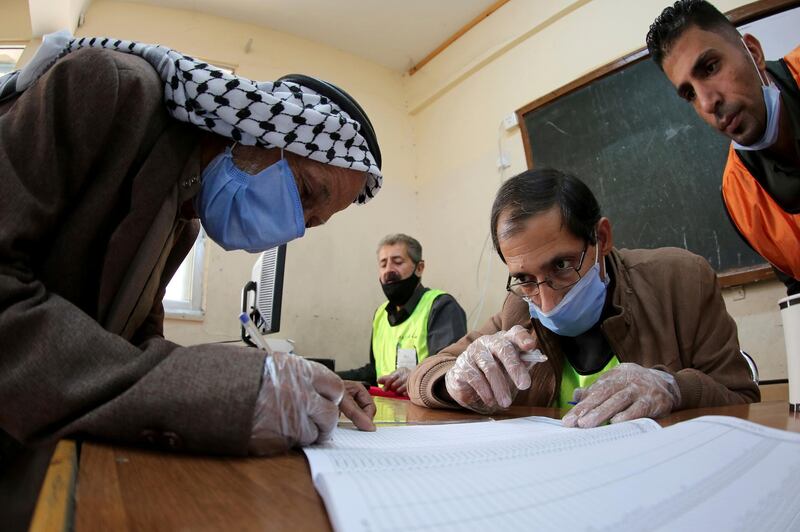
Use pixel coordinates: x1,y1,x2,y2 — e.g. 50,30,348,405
0,31,382,204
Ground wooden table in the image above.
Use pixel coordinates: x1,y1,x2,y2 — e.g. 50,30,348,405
63,399,800,531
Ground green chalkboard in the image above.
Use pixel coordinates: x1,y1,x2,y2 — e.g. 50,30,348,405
520,56,765,274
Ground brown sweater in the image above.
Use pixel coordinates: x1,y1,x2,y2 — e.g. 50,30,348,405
409,247,760,410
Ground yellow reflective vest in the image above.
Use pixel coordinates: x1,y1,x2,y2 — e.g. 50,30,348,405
557,355,619,409
372,289,445,378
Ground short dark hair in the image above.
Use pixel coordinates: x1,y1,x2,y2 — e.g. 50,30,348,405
646,0,740,69
378,233,422,264
490,168,601,263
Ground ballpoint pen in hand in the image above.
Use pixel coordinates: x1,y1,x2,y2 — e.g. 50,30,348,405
519,349,547,365
239,312,274,355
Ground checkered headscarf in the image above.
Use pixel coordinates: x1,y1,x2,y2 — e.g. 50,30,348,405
0,31,382,204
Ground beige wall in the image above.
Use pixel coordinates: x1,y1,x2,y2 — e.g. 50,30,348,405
723,283,787,380
2,0,789,379
0,0,31,42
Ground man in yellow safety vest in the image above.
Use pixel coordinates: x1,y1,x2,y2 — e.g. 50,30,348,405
339,234,466,396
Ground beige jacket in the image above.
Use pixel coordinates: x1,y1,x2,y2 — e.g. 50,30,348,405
409,247,760,410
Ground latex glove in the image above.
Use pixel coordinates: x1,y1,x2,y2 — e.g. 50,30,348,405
377,367,411,396
248,353,374,456
562,362,681,428
444,325,544,414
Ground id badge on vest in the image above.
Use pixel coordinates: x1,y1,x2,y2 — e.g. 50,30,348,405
396,347,418,370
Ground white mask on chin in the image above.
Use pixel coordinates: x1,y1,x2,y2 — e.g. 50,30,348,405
732,39,782,151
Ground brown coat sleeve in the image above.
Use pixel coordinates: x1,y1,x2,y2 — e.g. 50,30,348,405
0,49,264,455
409,294,525,409
663,255,760,408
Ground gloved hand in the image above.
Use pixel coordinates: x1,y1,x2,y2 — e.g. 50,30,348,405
562,362,681,428
377,367,412,396
248,353,375,456
444,325,543,414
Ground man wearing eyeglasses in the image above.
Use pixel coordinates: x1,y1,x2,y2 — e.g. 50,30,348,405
408,168,759,427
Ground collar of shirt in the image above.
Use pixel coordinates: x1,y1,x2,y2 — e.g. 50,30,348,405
385,283,428,326
768,59,800,169
737,58,800,213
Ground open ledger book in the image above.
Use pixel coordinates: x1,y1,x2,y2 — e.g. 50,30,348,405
304,415,800,532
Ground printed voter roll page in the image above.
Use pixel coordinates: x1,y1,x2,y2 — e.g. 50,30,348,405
304,415,657,478
303,415,660,531
306,416,800,532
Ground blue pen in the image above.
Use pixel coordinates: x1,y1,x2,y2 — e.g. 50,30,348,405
239,312,273,355
568,401,578,405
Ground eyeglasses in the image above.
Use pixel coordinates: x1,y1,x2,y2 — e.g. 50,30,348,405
506,241,592,299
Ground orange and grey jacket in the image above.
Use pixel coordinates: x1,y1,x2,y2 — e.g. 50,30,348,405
722,45,800,279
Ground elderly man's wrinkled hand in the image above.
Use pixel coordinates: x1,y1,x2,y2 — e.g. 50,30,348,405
340,380,377,431
562,362,681,428
248,353,345,456
444,325,541,414
377,367,411,396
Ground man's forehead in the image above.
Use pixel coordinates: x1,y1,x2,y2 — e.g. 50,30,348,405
498,206,563,242
662,26,733,81
500,209,584,271
505,236,583,272
378,243,409,260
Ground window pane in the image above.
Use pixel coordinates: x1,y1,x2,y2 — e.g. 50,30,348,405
165,244,195,303
164,244,197,301
0,47,24,75
163,230,205,315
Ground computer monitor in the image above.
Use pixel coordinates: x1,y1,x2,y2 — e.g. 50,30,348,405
241,244,286,345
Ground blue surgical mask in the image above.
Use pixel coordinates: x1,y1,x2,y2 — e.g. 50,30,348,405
733,40,782,151
195,146,305,252
527,246,609,337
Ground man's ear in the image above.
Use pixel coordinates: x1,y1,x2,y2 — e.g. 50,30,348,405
742,33,767,72
596,217,613,256
415,260,425,277
199,132,233,168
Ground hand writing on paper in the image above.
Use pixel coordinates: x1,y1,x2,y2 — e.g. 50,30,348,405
444,325,544,414
248,355,376,456
249,353,343,455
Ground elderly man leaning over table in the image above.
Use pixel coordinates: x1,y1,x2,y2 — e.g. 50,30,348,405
409,168,759,427
0,30,381,470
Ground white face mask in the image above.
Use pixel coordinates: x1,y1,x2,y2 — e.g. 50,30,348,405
732,39,782,151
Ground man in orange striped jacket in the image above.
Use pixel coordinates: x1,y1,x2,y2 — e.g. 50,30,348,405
647,0,800,294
